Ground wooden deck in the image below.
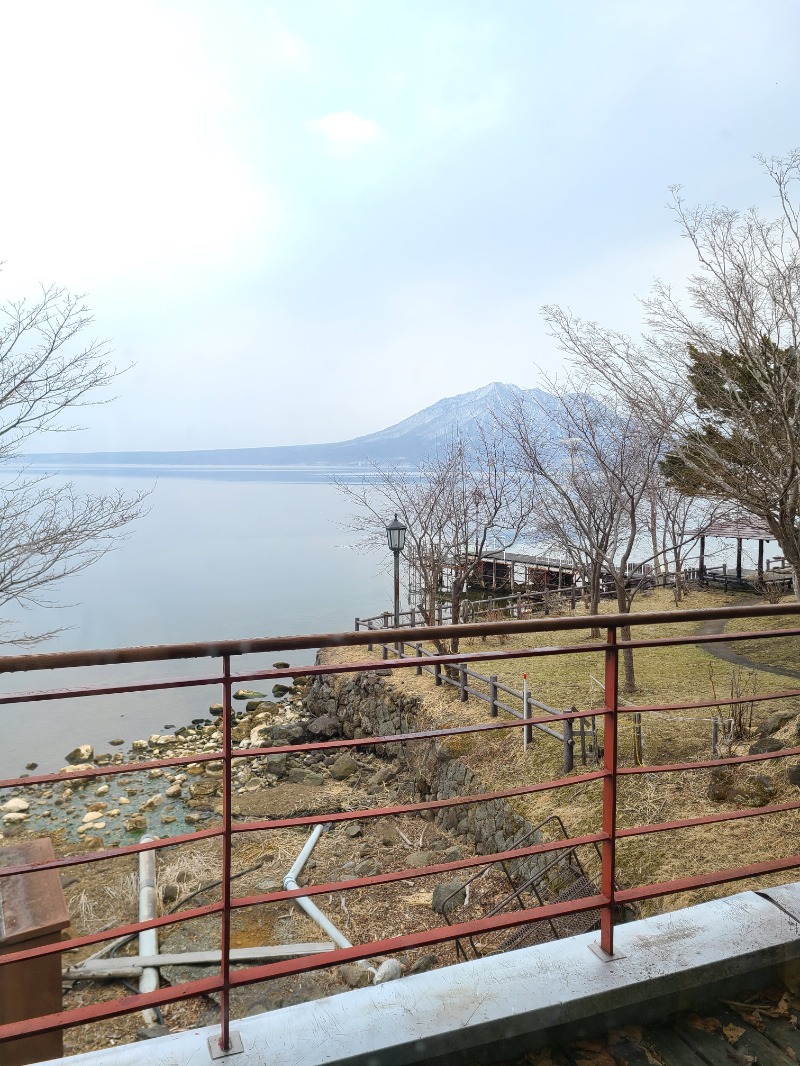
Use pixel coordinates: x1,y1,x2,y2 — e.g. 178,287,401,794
508,983,800,1065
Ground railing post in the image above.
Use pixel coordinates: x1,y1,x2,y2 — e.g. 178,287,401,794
437,603,443,625
354,617,359,632
578,709,586,764
383,611,390,629
382,643,388,661
711,717,719,757
516,593,522,618
434,662,442,686
415,642,423,675
219,653,233,1052
459,663,468,702
411,607,416,627
600,627,618,957
563,714,574,773
489,674,498,717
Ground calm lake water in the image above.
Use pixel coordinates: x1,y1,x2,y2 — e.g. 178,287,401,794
0,468,390,777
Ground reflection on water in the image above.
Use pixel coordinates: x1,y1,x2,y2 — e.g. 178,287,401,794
0,468,389,775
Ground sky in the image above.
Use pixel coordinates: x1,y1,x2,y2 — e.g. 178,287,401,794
2,0,800,452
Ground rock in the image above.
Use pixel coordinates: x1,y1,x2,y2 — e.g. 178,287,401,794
125,814,148,833
25,762,38,771
272,684,292,698
303,771,325,786
405,850,435,869
189,780,218,799
234,689,266,701
345,822,362,838
161,883,180,905
1,798,29,814
108,739,125,746
745,774,777,806
65,744,94,765
354,858,379,877
136,1024,171,1040
165,784,182,798
441,846,464,862
340,964,371,989
273,661,290,669
131,739,148,751
270,723,304,745
707,767,736,802
376,822,403,846
95,753,112,766
256,879,282,893
372,959,403,984
2,813,28,825
209,704,224,716
758,713,795,736
330,755,359,781
407,953,438,975
749,737,783,754
788,763,800,787
59,763,94,775
308,715,340,737
141,794,164,810
431,880,465,916
96,785,110,796
246,700,269,714
82,810,104,823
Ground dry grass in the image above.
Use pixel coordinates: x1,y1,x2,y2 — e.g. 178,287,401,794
367,589,800,917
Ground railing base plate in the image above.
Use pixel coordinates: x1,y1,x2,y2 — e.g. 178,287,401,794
589,942,626,963
208,1031,244,1059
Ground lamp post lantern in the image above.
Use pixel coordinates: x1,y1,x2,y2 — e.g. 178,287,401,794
386,514,407,628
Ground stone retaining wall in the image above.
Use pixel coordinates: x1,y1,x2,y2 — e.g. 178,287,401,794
302,669,563,890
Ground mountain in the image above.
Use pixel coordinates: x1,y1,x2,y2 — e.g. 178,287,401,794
27,382,557,468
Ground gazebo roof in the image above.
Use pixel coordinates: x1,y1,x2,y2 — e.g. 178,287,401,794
692,515,773,540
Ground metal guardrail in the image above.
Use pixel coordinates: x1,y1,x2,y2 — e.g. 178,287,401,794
1,603,800,1055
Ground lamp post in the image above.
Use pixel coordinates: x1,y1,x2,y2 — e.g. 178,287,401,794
386,513,407,629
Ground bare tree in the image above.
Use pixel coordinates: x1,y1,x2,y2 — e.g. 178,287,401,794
337,431,534,654
641,153,800,596
0,279,147,642
505,377,666,692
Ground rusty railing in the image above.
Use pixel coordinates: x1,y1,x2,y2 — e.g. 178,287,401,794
1,602,800,1054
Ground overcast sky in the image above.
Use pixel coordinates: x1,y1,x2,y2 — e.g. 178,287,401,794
2,0,799,452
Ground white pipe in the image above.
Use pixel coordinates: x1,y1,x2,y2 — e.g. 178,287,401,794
139,835,160,1025
283,825,375,974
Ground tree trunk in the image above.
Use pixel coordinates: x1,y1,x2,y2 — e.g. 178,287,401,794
615,580,636,693
589,566,602,639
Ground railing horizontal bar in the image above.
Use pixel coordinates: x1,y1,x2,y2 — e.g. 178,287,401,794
0,826,223,880
618,687,800,714
0,673,223,706
617,744,800,776
495,681,522,697
616,854,800,905
494,700,522,717
2,832,608,971
617,798,800,839
230,770,607,833
1,601,799,673
0,899,224,968
227,894,607,988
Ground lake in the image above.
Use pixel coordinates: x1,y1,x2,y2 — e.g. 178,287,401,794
0,468,391,777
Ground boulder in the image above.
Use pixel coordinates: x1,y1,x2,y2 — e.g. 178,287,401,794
707,767,736,802
340,964,371,989
740,774,777,807
272,684,293,698
141,794,164,810
1,798,29,814
372,959,403,984
788,763,800,787
330,755,359,781
308,715,340,737
2,813,28,825
758,713,795,736
65,744,94,765
407,953,438,976
431,880,465,916
748,737,783,755
125,814,148,833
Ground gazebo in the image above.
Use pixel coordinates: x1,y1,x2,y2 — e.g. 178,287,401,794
694,515,775,581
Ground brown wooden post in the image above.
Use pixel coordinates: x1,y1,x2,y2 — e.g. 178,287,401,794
758,539,764,579
0,839,70,1065
434,662,442,686
563,715,574,773
600,628,619,957
459,664,468,702
489,675,498,717
699,535,706,581
415,643,423,675
736,538,743,580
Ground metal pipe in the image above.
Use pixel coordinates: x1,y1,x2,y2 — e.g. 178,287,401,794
138,835,160,1025
283,826,375,974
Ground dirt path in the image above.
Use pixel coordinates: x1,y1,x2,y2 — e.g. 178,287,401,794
696,610,800,681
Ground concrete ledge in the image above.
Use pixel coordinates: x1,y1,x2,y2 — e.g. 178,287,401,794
48,881,800,1066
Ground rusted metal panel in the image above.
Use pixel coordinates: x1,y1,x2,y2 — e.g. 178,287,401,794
0,840,70,1064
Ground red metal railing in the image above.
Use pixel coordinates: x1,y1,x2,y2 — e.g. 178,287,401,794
1,602,800,1054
